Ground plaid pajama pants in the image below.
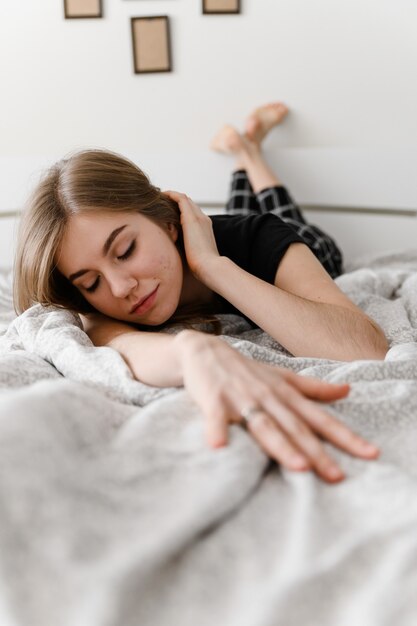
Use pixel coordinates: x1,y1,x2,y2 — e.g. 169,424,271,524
225,170,343,278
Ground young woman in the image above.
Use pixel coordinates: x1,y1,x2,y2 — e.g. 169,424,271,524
14,102,387,484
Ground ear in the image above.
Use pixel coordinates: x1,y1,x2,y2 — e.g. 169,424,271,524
166,222,178,242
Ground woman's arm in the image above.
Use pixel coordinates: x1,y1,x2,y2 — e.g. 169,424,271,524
81,313,380,484
198,245,388,361
81,313,184,387
163,191,388,361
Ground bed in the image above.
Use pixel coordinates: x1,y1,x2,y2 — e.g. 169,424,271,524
1,244,417,626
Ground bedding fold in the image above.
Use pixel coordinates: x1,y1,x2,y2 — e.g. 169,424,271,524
1,252,417,625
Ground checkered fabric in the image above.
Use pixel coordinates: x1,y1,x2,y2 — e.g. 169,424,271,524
225,170,343,278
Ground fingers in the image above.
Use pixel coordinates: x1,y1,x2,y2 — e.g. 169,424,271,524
259,393,346,482
204,408,229,449
163,190,194,207
245,411,311,472
236,371,379,482
283,371,350,401
163,190,204,219
163,190,190,210
205,389,378,483
195,338,379,483
288,395,380,460
162,189,183,201
278,371,380,458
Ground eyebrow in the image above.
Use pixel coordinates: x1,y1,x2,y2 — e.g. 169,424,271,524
68,224,128,283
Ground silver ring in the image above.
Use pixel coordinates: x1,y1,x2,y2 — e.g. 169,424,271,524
240,405,263,428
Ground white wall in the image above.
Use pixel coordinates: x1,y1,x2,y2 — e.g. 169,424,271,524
0,0,417,265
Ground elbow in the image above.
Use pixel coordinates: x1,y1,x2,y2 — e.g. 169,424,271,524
338,314,388,362
375,338,389,360
362,341,388,361
358,319,389,361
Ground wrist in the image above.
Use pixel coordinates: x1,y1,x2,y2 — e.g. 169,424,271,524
195,255,231,289
174,328,215,359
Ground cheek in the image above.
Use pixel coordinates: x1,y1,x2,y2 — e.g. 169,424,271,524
157,247,182,275
159,254,171,269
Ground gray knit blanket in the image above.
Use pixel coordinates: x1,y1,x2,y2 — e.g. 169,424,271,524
0,250,417,626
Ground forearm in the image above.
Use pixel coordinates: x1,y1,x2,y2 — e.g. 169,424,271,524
201,258,387,361
81,314,209,387
110,330,185,387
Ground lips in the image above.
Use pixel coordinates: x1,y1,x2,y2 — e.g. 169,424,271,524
130,286,159,315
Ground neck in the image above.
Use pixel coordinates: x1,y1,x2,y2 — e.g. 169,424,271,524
180,265,214,308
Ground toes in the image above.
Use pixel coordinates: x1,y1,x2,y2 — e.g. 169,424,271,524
270,102,288,114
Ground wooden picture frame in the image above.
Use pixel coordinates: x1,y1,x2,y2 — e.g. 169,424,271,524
131,16,172,74
64,0,103,19
202,0,240,15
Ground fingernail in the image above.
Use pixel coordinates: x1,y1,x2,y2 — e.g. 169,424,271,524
292,456,309,470
366,446,380,458
328,466,344,479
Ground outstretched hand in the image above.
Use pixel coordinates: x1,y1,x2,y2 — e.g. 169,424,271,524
175,330,380,484
163,190,220,281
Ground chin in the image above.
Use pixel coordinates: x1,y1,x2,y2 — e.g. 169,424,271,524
136,308,176,328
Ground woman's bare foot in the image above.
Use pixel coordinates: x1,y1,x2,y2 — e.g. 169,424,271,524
209,124,250,155
245,102,288,145
209,124,281,191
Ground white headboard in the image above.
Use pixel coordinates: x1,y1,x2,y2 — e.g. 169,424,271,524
1,148,417,269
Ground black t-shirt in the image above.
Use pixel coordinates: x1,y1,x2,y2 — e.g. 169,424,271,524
209,212,305,317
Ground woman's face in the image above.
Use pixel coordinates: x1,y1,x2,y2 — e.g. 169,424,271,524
56,210,184,325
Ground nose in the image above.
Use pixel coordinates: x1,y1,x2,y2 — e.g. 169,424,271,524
107,272,137,299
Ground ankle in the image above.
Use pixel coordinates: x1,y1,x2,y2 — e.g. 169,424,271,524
239,145,263,170
243,131,262,150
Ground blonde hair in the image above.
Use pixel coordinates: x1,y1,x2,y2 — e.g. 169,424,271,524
14,149,221,332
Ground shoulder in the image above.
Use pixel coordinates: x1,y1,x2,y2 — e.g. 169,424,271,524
210,213,305,247
210,212,297,234
210,213,305,284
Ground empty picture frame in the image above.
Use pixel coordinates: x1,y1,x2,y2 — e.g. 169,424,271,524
64,0,102,19
131,16,172,74
203,0,240,14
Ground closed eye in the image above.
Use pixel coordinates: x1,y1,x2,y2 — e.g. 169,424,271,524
85,278,99,293
84,241,136,293
117,240,136,261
